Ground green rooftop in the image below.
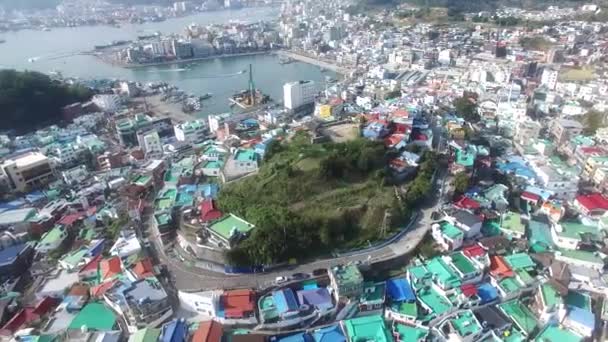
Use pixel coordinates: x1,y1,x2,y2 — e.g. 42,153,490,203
393,323,428,342
68,302,116,331
450,310,482,338
39,226,65,246
426,257,461,288
59,248,88,269
342,315,393,342
498,301,538,336
234,149,258,163
540,283,562,311
515,269,535,286
534,325,583,342
528,219,554,251
555,222,599,240
503,253,536,271
360,282,385,304
450,252,477,276
501,212,524,235
154,187,177,211
417,286,452,317
133,175,152,187
202,160,224,170
499,277,523,294
440,222,464,240
566,290,592,311
558,248,605,265
154,213,172,226
391,301,417,318
208,214,255,240
332,264,364,286
259,295,279,321
129,327,161,342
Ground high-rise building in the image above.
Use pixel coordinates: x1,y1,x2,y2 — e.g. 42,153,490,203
283,80,317,110
141,131,163,160
540,67,559,90
1,152,55,192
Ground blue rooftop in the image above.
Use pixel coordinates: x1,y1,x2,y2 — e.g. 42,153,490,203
200,183,219,199
273,288,299,314
312,325,346,342
567,307,595,330
275,332,313,342
477,282,499,304
161,319,188,342
386,278,415,302
0,243,29,266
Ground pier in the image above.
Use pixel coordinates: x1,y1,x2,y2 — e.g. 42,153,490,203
276,50,354,75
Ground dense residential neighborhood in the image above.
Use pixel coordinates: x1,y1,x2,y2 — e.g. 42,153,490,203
3,0,608,341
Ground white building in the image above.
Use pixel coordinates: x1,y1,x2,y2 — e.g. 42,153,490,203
174,120,207,144
283,80,317,110
109,231,142,260
178,290,222,317
92,94,122,113
1,151,55,192
541,67,559,90
514,119,541,145
142,131,163,160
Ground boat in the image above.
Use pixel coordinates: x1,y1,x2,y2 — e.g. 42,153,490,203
41,27,51,32
200,93,212,100
320,67,328,73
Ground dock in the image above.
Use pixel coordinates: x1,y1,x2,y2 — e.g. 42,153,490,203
275,50,354,75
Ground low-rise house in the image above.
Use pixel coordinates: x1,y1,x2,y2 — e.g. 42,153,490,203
555,249,605,271
534,324,584,342
0,242,34,280
448,252,483,284
109,231,141,261
431,221,464,251
535,283,563,323
437,309,483,342
358,281,386,313
68,302,118,332
384,278,416,324
177,290,221,317
105,277,173,332
497,301,538,337
551,221,599,250
205,214,255,250
392,322,429,342
221,149,259,182
311,324,346,342
129,327,161,342
296,287,333,312
36,268,79,299
562,306,595,338
191,320,223,342
100,256,123,283
499,211,525,239
341,315,392,342
328,264,364,301
574,193,608,217
221,289,255,319
448,209,482,239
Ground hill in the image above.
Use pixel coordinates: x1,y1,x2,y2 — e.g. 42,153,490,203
218,133,408,266
0,70,93,132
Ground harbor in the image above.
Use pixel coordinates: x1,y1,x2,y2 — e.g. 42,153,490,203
275,50,353,75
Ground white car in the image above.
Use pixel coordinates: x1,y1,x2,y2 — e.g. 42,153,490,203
275,276,289,284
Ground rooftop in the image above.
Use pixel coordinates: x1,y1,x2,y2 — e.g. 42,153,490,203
501,212,524,235
426,257,461,288
68,302,116,331
234,149,257,163
554,221,598,240
498,301,538,336
130,327,161,342
342,315,393,342
331,264,364,286
208,214,255,240
393,323,428,342
439,221,464,240
450,310,482,338
503,253,536,271
533,325,583,342
450,252,477,276
540,283,561,311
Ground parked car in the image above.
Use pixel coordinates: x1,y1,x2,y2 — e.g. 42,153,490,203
275,276,289,284
291,272,310,280
312,268,327,276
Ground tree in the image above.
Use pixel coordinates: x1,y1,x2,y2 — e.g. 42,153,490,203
453,171,470,194
581,110,605,135
454,95,480,123
0,70,93,132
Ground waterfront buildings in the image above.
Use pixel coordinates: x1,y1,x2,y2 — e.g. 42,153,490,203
283,80,317,110
0,151,55,192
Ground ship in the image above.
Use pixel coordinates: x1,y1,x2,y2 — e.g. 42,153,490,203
137,32,161,40
228,64,271,110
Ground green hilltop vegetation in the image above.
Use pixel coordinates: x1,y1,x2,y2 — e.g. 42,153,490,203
0,70,93,132
219,132,437,267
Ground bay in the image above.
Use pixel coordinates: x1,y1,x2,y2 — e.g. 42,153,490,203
0,7,336,116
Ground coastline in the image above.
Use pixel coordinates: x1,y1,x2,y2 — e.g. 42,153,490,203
118,51,270,69
275,50,353,75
